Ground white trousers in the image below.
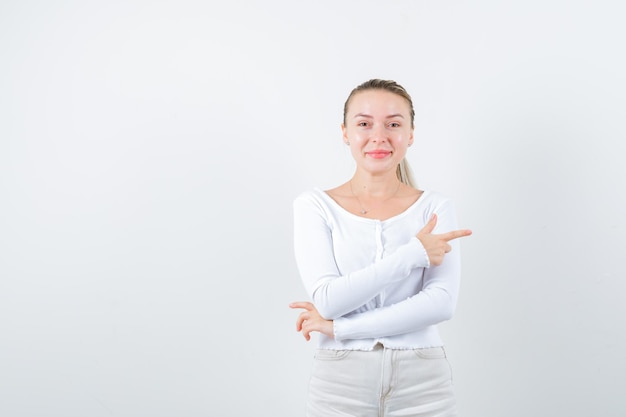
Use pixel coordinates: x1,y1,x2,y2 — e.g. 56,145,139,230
306,344,458,417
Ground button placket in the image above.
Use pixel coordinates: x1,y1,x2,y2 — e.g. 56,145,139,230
374,221,385,307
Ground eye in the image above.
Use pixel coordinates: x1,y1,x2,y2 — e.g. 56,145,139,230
389,122,401,128
357,121,369,127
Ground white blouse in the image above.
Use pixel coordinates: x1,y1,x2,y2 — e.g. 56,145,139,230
293,188,463,350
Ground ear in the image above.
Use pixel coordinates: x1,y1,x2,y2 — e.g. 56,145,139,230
408,128,414,147
341,123,348,144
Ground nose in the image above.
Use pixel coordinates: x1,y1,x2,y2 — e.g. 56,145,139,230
370,124,388,143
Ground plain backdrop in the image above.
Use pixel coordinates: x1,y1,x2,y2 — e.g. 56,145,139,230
1,1,625,416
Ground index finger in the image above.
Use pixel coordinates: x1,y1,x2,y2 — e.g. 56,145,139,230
439,229,472,242
289,301,315,311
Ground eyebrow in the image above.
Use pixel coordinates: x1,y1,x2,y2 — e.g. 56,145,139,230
353,113,405,119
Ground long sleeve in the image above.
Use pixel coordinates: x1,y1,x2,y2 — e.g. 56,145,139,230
293,191,430,320
333,199,461,340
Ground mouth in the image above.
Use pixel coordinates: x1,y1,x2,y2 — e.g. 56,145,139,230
365,150,392,159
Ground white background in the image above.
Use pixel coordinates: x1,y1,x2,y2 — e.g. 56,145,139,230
1,1,625,416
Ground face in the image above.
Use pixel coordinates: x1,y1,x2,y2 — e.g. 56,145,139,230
342,89,414,176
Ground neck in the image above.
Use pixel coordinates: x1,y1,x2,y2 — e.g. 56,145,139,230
350,172,402,198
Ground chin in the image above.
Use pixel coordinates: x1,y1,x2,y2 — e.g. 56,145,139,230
361,161,398,174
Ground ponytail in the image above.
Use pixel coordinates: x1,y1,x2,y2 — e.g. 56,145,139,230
396,158,416,187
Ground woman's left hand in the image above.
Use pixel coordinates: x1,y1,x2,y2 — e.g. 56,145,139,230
289,301,334,341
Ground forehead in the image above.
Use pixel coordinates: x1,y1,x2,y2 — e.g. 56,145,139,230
347,89,410,116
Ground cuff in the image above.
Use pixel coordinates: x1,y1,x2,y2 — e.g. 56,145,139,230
333,317,346,341
408,237,430,269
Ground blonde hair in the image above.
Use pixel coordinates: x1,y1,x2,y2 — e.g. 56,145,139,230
343,79,417,187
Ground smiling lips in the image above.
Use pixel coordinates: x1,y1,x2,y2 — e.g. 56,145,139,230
365,150,392,159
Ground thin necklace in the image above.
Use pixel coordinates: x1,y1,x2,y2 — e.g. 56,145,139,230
349,180,402,215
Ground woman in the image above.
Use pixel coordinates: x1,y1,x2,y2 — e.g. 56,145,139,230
290,79,472,417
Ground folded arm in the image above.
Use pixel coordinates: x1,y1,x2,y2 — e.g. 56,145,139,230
293,193,429,319
333,200,463,339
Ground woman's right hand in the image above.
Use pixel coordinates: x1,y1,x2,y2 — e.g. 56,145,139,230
417,214,472,266
289,301,334,341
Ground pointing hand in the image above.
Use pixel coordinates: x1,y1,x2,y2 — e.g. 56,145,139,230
416,214,472,266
